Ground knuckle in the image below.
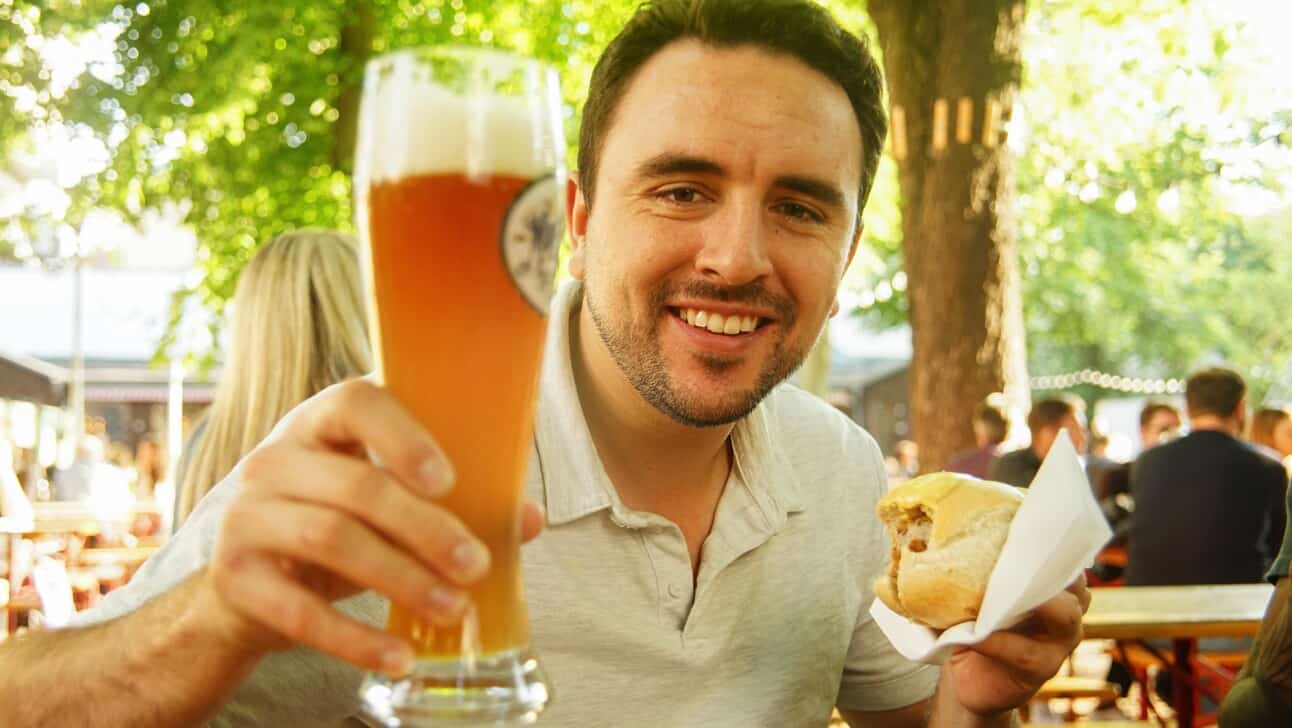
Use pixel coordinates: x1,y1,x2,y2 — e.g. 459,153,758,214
299,511,350,556
334,378,378,411
238,446,280,491
277,599,318,642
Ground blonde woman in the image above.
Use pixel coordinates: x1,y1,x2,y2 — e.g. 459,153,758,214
1250,406,1292,466
174,229,372,527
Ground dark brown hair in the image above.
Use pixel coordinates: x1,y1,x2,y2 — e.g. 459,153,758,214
577,0,887,215
1138,401,1180,428
1186,367,1246,419
973,397,1009,444
1027,395,1083,434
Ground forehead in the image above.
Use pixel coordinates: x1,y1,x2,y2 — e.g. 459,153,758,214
1146,411,1179,427
596,41,863,196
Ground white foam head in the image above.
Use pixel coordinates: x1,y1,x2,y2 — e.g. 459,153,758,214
356,49,564,185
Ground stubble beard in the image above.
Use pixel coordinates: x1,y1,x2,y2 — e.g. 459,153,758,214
583,279,809,428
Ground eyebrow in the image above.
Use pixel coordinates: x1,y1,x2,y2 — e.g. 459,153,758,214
632,152,847,210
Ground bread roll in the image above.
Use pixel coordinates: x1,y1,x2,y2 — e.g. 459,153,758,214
874,472,1023,630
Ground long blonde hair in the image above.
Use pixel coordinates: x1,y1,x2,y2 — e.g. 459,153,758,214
176,229,372,525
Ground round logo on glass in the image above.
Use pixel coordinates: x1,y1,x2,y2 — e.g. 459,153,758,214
501,176,563,316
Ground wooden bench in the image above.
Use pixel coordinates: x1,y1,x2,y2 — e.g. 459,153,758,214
1021,676,1121,721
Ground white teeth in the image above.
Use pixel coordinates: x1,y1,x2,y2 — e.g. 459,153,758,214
678,308,762,336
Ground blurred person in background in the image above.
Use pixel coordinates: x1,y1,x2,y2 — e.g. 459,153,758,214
133,437,165,495
1250,406,1292,469
173,229,372,528
945,394,1009,479
1138,400,1182,452
1126,368,1287,586
989,395,1087,489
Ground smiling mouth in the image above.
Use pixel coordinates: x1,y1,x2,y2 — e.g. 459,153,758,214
670,307,767,336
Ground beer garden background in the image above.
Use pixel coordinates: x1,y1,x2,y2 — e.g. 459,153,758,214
1,0,1290,472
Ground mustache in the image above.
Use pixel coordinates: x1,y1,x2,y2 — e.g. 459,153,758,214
656,280,795,321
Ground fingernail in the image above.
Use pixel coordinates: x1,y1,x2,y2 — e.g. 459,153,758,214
381,645,415,677
452,540,490,576
429,585,465,614
420,456,455,496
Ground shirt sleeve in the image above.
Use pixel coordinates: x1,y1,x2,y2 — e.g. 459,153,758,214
837,433,939,712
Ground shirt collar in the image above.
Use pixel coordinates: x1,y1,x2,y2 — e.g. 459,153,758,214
533,280,803,527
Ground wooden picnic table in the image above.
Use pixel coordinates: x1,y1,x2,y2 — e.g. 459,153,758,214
1083,584,1274,727
1,501,162,637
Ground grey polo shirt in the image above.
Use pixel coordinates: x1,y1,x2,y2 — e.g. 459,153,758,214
74,281,937,726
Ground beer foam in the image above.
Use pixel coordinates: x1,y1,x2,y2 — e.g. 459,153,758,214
357,51,562,184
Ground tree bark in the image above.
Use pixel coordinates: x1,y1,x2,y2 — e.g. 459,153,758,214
869,0,1030,472
332,0,376,174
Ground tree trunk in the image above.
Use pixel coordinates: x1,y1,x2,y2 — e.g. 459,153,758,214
332,0,376,174
869,0,1030,472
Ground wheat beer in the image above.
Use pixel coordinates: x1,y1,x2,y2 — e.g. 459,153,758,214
354,47,561,725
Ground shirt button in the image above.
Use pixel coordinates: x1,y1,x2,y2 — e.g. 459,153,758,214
667,583,683,599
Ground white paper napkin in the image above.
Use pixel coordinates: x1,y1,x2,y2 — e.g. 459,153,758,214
870,430,1112,663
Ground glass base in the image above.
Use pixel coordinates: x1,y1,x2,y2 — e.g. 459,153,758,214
358,647,551,727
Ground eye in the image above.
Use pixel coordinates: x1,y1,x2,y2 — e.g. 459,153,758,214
659,187,701,204
776,201,825,224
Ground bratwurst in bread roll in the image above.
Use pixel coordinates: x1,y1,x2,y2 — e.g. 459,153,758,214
874,472,1023,630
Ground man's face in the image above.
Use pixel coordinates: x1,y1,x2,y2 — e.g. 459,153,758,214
1140,410,1181,449
568,41,863,427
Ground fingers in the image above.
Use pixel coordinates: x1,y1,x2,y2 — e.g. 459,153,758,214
211,558,415,678
967,589,1085,684
291,379,456,497
1067,573,1092,614
227,498,471,626
964,630,1069,686
241,447,490,586
520,500,546,543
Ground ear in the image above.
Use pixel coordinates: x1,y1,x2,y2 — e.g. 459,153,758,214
566,172,590,281
830,222,866,318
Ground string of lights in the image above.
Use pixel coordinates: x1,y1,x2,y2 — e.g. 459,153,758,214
1031,369,1184,394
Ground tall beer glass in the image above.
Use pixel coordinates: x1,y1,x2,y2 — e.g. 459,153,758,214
353,46,562,726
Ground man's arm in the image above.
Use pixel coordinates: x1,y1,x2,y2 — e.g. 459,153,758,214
838,682,1021,728
839,580,1088,727
1219,575,1292,727
0,569,258,726
0,381,544,725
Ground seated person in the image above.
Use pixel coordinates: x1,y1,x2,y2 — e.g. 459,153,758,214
989,395,1086,488
945,395,1009,479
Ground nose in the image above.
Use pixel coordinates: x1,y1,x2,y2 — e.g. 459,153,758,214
692,198,773,286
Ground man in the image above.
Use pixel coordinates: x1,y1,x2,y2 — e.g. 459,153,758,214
988,395,1087,489
1125,367,1287,586
0,2,1085,726
945,395,1009,479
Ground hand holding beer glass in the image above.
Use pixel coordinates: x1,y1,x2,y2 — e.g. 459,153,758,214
354,47,563,725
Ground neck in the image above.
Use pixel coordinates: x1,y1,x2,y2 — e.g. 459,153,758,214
1188,414,1240,436
568,299,734,514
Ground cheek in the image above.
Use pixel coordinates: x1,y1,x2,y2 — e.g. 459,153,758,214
776,249,845,314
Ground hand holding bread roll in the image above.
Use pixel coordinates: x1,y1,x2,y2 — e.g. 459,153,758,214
874,472,1023,630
